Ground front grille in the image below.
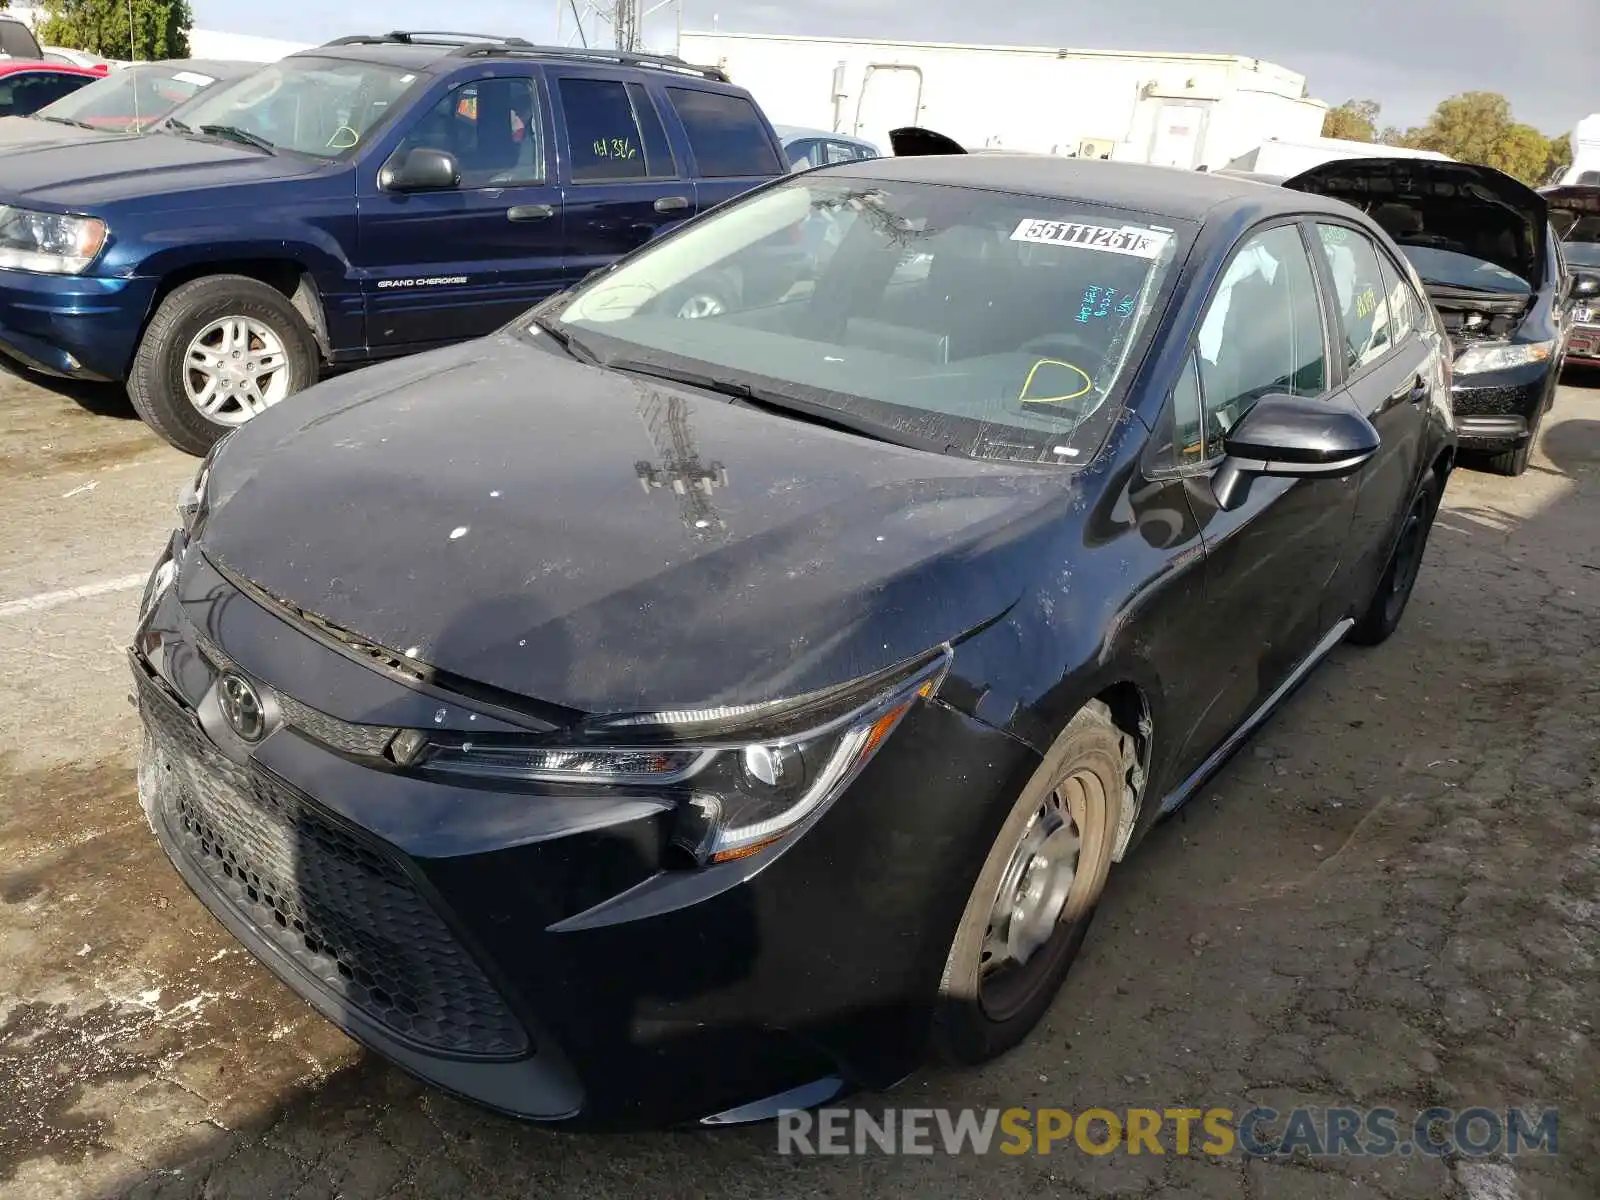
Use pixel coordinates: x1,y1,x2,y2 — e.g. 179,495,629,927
190,628,398,759
133,660,530,1060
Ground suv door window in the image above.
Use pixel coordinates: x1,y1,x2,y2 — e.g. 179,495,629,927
0,19,42,58
1313,224,1393,372
825,140,865,164
664,87,781,178
1194,223,1328,441
392,77,545,188
560,76,674,181
786,138,822,170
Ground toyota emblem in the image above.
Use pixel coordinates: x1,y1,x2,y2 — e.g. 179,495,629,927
218,673,266,742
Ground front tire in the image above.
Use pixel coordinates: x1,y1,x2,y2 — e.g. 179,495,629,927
128,275,320,456
930,701,1129,1066
1348,476,1440,647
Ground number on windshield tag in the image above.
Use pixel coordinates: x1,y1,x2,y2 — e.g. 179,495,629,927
1010,219,1171,259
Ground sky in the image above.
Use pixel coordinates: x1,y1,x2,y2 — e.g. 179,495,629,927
193,0,1594,134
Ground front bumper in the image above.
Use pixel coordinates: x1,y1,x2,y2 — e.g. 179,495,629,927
0,267,156,381
1448,357,1556,450
130,537,1038,1127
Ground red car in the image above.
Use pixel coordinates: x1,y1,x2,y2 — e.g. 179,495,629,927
0,60,103,119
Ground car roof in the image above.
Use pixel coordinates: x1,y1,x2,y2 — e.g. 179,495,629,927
0,59,101,77
773,123,871,143
296,32,736,85
823,153,1361,223
134,58,259,76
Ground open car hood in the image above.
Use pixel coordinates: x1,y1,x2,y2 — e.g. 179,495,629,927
889,127,967,157
1283,157,1548,287
1540,183,1600,241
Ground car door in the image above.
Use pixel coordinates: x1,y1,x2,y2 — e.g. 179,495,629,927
355,70,566,352
1306,220,1440,612
1168,221,1365,777
552,72,692,287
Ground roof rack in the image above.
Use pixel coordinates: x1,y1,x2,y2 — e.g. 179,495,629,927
319,33,728,80
450,42,729,82
322,31,533,48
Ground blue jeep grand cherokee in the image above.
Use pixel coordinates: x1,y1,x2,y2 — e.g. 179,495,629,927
0,31,787,454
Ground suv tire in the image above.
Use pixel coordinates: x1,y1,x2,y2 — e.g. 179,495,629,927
129,275,320,456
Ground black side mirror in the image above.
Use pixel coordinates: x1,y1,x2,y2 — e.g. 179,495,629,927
1212,393,1380,511
1571,271,1600,300
379,146,461,193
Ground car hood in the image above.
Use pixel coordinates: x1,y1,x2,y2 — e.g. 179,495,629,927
1541,183,1600,241
0,116,123,150
1283,156,1548,286
0,129,316,208
198,335,1074,716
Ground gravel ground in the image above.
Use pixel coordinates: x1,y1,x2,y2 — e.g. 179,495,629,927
0,368,1596,1200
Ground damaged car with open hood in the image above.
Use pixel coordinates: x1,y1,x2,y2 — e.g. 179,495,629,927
1284,157,1590,475
131,152,1456,1127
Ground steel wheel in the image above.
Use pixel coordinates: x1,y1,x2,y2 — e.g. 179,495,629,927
183,316,293,424
978,768,1105,1023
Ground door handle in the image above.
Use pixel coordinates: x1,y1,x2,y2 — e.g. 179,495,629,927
507,204,555,222
654,195,690,214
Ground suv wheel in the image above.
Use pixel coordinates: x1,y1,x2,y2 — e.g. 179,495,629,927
129,275,320,456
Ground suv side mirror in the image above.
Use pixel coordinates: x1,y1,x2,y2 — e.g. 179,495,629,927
1212,393,1380,511
1571,271,1600,300
379,147,461,193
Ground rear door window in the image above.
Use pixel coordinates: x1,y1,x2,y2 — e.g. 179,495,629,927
1376,252,1421,344
558,78,676,181
1314,224,1394,371
664,87,781,178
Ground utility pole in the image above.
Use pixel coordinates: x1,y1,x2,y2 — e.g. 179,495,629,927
557,0,682,55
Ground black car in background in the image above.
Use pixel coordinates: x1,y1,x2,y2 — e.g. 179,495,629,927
1285,158,1577,475
1543,184,1600,368
131,155,1455,1128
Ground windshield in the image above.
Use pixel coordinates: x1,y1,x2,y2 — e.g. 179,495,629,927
169,56,418,157
36,63,227,131
552,176,1186,465
1398,245,1531,295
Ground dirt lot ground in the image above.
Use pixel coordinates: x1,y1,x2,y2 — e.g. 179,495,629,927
0,367,1595,1200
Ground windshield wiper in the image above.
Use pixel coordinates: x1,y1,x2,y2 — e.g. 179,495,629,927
36,115,95,129
197,124,276,153
603,359,953,454
528,312,600,364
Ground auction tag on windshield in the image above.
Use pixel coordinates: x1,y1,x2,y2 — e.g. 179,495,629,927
171,71,215,86
1010,219,1170,259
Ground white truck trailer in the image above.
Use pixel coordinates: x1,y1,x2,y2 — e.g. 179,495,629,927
676,31,1328,171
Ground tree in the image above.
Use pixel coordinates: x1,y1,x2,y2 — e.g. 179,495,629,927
1322,99,1381,143
38,0,192,61
1397,91,1551,184
1544,133,1573,184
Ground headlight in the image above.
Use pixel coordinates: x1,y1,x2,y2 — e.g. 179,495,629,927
0,205,107,274
1453,340,1554,374
407,650,951,866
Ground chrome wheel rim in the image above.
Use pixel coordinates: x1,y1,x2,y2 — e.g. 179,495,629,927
183,316,292,424
675,293,725,319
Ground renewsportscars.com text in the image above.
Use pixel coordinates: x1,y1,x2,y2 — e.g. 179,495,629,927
777,1106,1559,1158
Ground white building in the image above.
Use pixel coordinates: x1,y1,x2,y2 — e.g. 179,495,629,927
678,31,1329,171
1559,114,1600,185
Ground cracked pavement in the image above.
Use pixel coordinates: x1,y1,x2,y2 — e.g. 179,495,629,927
0,367,1596,1199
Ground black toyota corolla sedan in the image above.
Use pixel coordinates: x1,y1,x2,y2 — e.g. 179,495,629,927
131,155,1456,1129
1283,157,1570,476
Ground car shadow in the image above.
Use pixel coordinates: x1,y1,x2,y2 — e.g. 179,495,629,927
0,359,136,418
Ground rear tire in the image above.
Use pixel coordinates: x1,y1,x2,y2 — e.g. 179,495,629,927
930,701,1130,1066
1348,476,1440,647
128,274,320,456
